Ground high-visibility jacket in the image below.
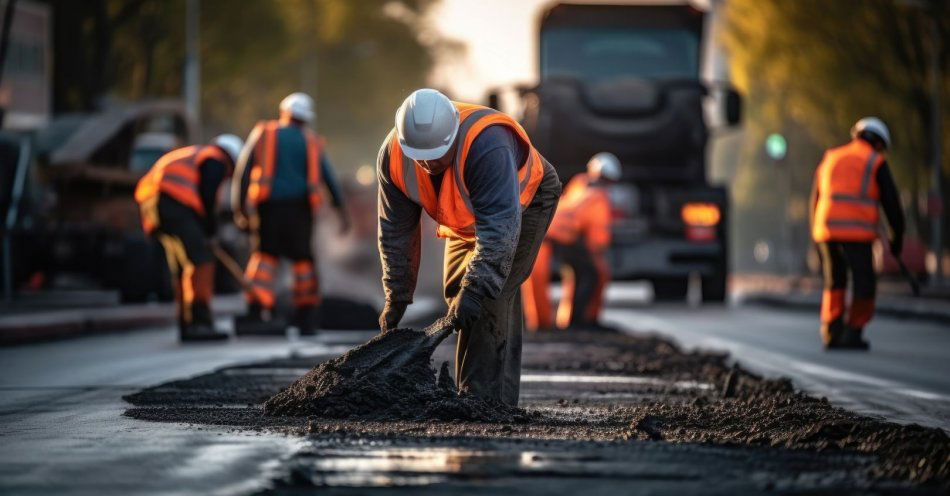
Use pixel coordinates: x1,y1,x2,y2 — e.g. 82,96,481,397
546,173,612,251
134,145,230,233
388,102,546,239
812,139,885,242
247,120,323,210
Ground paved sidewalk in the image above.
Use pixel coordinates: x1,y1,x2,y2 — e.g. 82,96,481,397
733,274,950,324
0,295,245,346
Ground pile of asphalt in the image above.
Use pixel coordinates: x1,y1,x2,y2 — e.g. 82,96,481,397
124,328,949,490
263,322,527,423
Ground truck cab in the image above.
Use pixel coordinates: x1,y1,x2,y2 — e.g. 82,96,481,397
501,1,740,301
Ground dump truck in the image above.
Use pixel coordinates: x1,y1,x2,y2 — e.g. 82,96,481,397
491,1,741,301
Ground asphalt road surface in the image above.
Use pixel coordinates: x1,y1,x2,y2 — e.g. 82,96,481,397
602,284,950,431
1,293,947,494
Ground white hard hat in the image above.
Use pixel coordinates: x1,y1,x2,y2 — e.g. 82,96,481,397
395,89,460,161
851,117,891,149
213,134,244,164
587,152,622,181
279,92,315,123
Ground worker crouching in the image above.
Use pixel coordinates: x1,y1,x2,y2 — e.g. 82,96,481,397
810,117,905,350
523,152,619,331
135,134,244,341
231,92,350,336
376,89,562,406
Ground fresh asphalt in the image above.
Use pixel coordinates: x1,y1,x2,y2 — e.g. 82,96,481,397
603,284,950,431
0,291,947,494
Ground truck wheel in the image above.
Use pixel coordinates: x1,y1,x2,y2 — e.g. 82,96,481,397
702,267,727,303
653,278,688,301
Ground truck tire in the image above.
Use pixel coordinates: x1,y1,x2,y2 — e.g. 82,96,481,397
653,278,688,301
703,199,729,303
702,266,727,303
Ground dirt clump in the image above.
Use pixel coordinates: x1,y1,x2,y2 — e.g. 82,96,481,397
263,322,527,423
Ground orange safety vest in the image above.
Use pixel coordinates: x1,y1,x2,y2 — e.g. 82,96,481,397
246,120,323,210
812,139,885,242
134,145,230,233
546,173,611,250
388,102,546,239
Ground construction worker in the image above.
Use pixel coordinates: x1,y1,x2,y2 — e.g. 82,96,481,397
135,134,244,341
377,89,561,406
811,117,904,350
231,92,349,336
523,152,619,331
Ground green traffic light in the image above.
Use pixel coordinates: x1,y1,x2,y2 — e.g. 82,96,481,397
765,133,787,161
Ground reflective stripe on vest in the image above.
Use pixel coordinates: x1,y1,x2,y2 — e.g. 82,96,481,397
248,120,323,210
388,102,545,239
812,140,883,242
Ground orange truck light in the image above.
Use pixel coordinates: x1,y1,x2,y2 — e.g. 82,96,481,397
681,203,720,227
681,203,720,242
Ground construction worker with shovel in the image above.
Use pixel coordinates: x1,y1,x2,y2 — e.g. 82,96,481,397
231,93,350,336
135,134,244,341
810,117,904,350
376,88,562,406
523,152,619,332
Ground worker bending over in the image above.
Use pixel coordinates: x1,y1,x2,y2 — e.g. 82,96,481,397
135,134,244,341
523,152,619,331
810,117,904,350
377,89,561,406
231,92,349,335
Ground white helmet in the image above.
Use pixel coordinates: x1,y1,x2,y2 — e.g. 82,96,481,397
395,88,460,161
851,117,891,149
279,92,315,123
587,152,622,181
213,134,244,164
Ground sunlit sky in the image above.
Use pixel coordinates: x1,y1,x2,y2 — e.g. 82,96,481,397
427,0,550,101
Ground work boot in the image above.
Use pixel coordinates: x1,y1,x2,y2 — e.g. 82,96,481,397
292,305,321,336
820,320,845,349
839,327,870,350
234,303,287,336
180,301,229,342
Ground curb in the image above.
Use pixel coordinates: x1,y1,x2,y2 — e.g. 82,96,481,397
741,293,950,325
0,313,176,346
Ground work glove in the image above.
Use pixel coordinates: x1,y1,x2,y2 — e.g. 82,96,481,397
379,300,408,332
448,290,483,333
890,236,903,257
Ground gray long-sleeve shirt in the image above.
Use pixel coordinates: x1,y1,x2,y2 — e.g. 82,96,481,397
377,125,528,304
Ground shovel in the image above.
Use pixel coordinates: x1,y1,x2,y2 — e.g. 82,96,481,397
333,318,455,376
263,318,456,417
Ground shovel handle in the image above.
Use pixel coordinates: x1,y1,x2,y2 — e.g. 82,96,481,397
211,243,253,293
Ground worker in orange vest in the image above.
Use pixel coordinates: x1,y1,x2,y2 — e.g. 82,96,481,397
135,134,244,341
231,93,350,336
523,152,619,332
376,89,561,406
811,117,904,350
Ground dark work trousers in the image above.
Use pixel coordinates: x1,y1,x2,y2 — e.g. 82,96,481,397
443,164,561,406
247,199,318,310
817,241,876,331
553,239,601,328
154,195,214,325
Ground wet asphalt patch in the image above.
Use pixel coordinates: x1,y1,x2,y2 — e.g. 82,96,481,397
123,329,950,493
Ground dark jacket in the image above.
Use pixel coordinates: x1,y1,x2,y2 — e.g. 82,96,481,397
377,125,528,304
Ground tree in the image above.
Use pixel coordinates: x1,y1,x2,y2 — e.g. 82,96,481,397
49,0,450,171
722,0,950,263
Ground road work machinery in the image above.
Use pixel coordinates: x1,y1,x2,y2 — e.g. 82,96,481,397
490,1,741,301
